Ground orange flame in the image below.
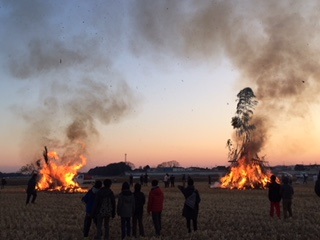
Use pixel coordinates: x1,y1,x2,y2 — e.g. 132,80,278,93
221,158,271,190
37,151,88,193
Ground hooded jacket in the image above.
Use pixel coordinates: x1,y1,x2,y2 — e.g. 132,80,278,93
147,186,164,213
82,187,100,214
117,189,135,218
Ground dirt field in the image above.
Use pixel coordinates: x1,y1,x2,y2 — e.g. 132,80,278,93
0,180,320,240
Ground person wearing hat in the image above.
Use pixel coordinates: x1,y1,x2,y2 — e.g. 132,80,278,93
178,178,201,233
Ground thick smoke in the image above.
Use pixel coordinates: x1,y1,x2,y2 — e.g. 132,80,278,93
130,0,320,153
1,1,135,163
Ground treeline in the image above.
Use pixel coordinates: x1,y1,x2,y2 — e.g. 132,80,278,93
87,162,132,176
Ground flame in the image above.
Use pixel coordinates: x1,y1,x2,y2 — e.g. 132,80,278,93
37,151,88,193
220,158,271,190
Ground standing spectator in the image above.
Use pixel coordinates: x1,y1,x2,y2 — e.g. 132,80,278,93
144,173,148,186
315,170,320,197
170,175,175,187
147,179,164,237
1,177,7,189
208,175,212,186
129,174,134,187
163,174,169,188
280,177,294,219
178,178,201,233
82,180,102,239
182,174,186,187
26,173,38,204
93,179,116,240
303,173,308,184
268,175,281,219
132,183,145,238
140,174,144,186
117,182,135,240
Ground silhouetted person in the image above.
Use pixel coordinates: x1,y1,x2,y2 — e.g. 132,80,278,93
93,179,116,240
82,180,102,238
26,173,38,204
117,182,135,240
303,173,308,184
281,177,294,219
1,177,7,189
129,174,134,187
140,174,144,185
144,173,148,186
182,174,186,187
170,175,175,187
178,178,201,233
147,179,164,237
132,183,145,238
268,175,281,219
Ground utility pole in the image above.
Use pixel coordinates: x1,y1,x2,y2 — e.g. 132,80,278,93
125,153,127,163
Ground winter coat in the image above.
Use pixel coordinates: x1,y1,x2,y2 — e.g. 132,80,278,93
281,183,294,200
26,178,37,194
268,182,281,202
178,185,201,219
147,186,164,213
93,187,116,218
117,190,135,218
134,191,146,216
82,187,100,215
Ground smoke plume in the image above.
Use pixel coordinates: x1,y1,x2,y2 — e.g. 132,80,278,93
1,1,135,164
129,0,320,153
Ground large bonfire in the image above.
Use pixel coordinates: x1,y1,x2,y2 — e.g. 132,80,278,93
220,87,272,189
36,145,87,193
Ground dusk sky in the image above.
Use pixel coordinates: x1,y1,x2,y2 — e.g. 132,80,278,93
1,0,320,172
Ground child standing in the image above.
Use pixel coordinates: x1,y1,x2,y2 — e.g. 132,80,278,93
281,177,294,219
132,183,145,238
268,175,281,219
117,182,135,239
82,180,102,238
93,179,116,240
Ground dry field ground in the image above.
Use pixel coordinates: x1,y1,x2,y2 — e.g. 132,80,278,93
1,180,320,240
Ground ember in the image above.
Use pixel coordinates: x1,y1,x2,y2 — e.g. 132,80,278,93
221,88,272,189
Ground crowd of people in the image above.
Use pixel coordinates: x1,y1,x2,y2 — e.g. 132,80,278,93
80,176,200,239
20,170,316,239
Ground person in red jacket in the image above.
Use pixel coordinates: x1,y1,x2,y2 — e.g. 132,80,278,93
147,179,164,237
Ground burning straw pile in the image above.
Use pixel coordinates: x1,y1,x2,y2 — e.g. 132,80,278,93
36,146,87,193
221,88,271,189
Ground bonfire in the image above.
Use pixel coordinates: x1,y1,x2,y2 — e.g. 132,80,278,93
220,88,272,189
37,146,87,193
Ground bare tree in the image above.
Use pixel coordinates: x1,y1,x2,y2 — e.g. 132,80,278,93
157,160,180,168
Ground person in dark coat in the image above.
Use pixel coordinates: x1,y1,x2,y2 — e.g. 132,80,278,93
132,183,145,238
1,177,7,189
117,181,135,240
280,176,294,219
92,179,116,240
82,180,102,238
178,178,201,233
26,173,38,204
268,175,281,219
147,179,164,237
